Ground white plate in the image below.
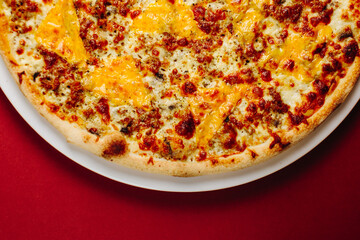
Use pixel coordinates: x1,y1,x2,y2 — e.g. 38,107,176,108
0,58,359,192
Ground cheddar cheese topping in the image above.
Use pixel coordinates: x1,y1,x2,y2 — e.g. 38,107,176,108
34,0,88,63
132,0,205,38
86,55,151,108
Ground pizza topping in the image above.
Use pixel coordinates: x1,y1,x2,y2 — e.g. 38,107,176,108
288,111,307,127
64,82,83,108
139,135,158,152
342,40,359,64
269,132,289,150
259,68,272,82
283,59,295,72
181,81,197,95
85,56,151,108
338,27,353,41
309,8,333,27
1,0,360,172
312,42,327,58
17,71,25,84
264,3,303,24
34,0,88,63
95,97,110,124
175,112,196,140
132,0,205,38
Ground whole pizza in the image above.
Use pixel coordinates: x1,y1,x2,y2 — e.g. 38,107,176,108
0,0,359,176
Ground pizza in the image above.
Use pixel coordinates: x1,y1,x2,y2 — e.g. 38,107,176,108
0,0,359,176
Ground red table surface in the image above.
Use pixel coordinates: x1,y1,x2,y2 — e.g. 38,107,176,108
0,89,359,240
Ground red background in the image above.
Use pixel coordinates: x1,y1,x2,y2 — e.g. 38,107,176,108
0,90,359,240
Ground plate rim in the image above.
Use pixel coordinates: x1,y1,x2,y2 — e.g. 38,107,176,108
0,59,359,192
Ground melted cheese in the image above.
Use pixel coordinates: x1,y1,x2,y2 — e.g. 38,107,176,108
260,25,333,82
227,0,269,12
226,0,250,13
34,0,88,63
228,1,265,43
0,9,15,63
131,0,173,33
252,0,270,9
85,56,151,108
234,7,263,42
131,0,205,38
188,83,246,148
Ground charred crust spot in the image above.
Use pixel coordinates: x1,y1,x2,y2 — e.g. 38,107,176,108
102,139,127,158
155,72,164,79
